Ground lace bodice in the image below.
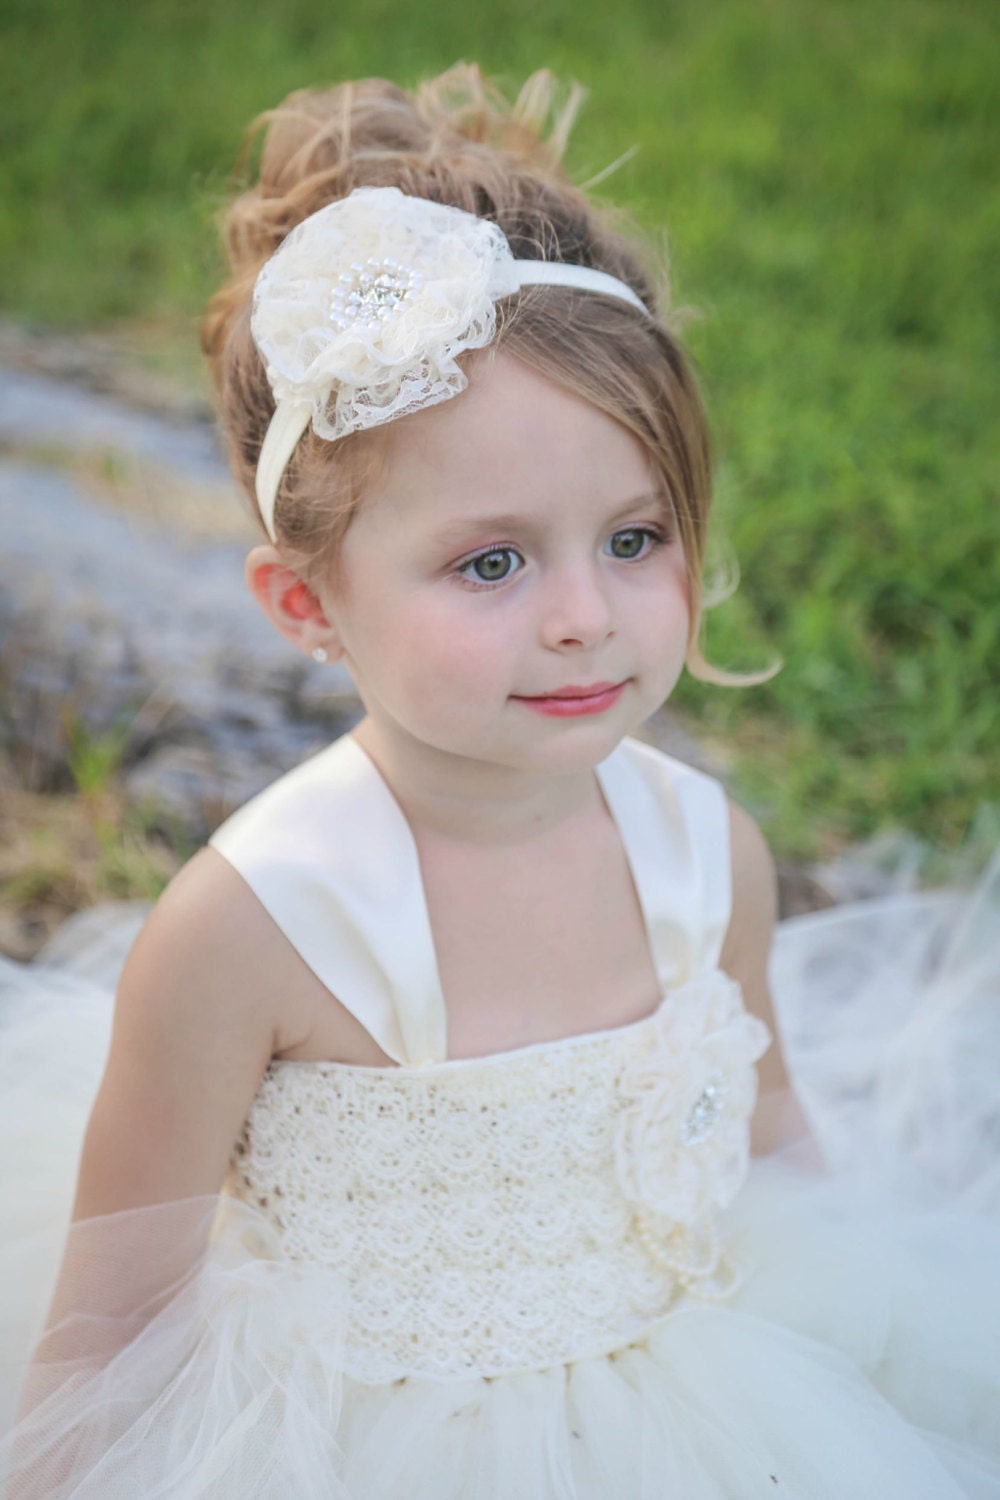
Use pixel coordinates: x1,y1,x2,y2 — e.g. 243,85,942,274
212,734,771,1383
231,972,768,1382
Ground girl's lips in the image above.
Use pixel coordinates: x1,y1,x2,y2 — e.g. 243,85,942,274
534,681,620,699
513,681,627,717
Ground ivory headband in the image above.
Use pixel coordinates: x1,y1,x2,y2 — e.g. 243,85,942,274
250,185,651,544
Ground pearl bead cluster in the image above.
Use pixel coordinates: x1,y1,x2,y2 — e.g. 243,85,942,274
630,1212,740,1303
680,1070,730,1146
329,257,422,331
632,1214,685,1280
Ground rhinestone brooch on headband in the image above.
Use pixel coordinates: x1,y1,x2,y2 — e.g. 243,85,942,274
329,258,423,331
251,185,650,543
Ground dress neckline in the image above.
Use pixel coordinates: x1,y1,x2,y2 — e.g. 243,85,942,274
270,733,672,1072
268,986,677,1076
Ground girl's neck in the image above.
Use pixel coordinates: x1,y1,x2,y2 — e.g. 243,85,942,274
350,717,609,847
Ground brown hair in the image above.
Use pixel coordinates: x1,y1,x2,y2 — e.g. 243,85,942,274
202,61,761,683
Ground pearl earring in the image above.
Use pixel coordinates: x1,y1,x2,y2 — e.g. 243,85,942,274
311,645,328,663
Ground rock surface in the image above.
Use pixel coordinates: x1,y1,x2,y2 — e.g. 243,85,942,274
0,360,359,835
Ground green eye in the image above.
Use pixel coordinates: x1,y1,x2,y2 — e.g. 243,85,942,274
607,527,658,560
458,547,524,587
456,526,665,590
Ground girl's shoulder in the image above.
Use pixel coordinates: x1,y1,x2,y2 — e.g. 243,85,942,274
124,842,316,1059
614,735,773,885
196,731,754,1064
615,735,776,962
600,734,737,897
204,729,749,935
205,733,385,894
73,844,316,1214
611,741,778,1066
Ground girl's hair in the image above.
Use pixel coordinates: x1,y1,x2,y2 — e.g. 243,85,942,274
202,61,755,684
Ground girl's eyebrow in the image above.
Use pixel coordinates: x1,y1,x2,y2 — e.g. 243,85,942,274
429,490,670,547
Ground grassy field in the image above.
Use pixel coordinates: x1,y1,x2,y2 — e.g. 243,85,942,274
1,0,998,861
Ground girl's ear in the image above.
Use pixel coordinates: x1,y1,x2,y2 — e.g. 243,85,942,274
244,545,345,662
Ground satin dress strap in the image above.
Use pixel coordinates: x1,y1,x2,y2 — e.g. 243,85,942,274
208,735,447,1066
594,737,733,987
207,732,733,1067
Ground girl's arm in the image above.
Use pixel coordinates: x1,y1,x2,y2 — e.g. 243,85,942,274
21,851,293,1408
719,801,818,1161
71,848,282,1218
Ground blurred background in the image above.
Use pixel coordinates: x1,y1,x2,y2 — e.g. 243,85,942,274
1,0,997,953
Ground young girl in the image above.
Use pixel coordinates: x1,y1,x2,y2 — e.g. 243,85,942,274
1,62,998,1499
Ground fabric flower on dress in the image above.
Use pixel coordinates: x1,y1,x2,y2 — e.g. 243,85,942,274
614,971,771,1287
250,185,521,443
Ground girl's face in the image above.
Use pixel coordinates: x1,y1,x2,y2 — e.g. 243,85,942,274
314,351,691,776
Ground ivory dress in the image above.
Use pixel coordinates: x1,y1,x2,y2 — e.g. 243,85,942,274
0,731,998,1497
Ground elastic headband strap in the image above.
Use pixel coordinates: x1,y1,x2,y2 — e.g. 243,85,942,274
255,259,649,544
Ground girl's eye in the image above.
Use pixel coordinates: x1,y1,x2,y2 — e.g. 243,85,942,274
456,546,524,588
606,526,666,561
454,526,668,589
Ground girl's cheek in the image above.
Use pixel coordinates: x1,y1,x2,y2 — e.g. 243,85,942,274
660,540,690,592
416,612,507,687
428,627,498,680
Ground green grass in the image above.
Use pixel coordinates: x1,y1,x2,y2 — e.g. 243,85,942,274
2,0,998,857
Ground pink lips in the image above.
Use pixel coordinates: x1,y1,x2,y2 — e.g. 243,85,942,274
538,681,620,699
513,681,627,717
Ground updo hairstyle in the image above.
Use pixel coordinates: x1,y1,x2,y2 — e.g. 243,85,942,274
202,62,727,680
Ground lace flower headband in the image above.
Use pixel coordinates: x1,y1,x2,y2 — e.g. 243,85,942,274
251,184,651,543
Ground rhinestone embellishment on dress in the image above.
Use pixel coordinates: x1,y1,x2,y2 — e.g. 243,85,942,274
330,257,423,331
680,1071,731,1146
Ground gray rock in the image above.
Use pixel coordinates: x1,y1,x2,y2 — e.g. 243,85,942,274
0,441,357,838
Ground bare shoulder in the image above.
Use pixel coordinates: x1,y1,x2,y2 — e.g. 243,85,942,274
722,798,778,960
718,799,788,1093
118,846,314,1056
123,845,387,1066
74,848,307,1216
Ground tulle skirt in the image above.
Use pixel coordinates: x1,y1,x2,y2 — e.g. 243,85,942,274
1,858,999,1497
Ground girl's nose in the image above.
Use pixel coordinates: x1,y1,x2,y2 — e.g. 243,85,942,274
539,561,615,650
